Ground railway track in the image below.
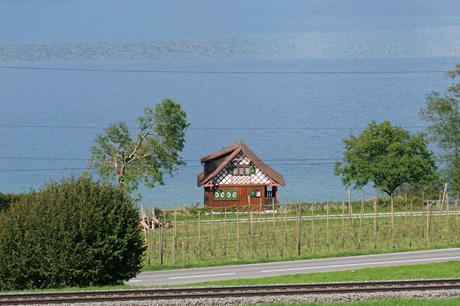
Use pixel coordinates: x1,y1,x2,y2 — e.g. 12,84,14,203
1,279,460,305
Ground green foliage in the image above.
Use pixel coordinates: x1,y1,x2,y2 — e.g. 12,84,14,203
0,175,145,290
0,192,20,211
335,121,438,196
89,98,189,193
420,63,460,194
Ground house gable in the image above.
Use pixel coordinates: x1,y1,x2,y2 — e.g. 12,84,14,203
197,140,285,187
213,152,272,186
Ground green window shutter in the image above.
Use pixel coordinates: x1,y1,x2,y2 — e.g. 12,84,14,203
227,168,233,174
214,190,238,200
227,190,238,200
250,190,255,197
250,166,256,174
214,190,225,200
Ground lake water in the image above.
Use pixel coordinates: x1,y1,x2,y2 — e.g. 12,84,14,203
1,0,460,208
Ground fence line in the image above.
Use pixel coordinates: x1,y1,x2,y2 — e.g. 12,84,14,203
140,192,460,268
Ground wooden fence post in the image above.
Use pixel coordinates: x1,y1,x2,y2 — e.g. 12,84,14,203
259,198,263,235
439,184,448,239
264,205,268,258
446,192,450,243
248,196,252,235
198,210,202,259
456,195,459,232
311,203,315,254
391,194,395,248
237,206,240,261
159,209,165,266
341,201,345,249
326,201,330,251
348,188,353,225
173,208,176,264
421,193,425,238
427,201,432,245
211,209,215,257
297,201,301,256
359,191,364,249
284,204,289,255
224,208,227,256
280,204,284,258
409,200,413,248
185,209,189,261
373,194,378,250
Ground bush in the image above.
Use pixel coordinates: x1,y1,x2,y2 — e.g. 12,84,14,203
0,192,20,212
0,175,145,290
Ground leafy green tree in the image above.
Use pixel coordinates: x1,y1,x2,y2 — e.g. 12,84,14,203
420,63,460,193
89,98,189,193
335,121,438,248
0,175,145,290
335,121,437,197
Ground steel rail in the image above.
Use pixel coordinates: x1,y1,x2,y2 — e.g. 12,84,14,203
1,278,460,305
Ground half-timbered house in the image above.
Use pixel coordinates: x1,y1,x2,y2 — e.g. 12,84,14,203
197,140,286,209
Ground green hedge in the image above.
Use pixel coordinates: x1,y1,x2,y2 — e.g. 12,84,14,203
0,175,145,290
0,192,20,212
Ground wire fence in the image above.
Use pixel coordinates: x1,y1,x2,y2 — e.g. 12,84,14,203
140,192,459,268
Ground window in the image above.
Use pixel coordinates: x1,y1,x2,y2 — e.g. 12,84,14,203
250,189,261,198
265,186,273,198
233,166,251,176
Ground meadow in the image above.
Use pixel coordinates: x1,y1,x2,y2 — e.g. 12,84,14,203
189,261,460,305
141,195,460,270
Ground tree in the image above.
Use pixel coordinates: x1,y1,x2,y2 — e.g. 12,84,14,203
335,121,438,248
89,98,189,193
420,63,460,193
334,121,437,197
0,175,145,290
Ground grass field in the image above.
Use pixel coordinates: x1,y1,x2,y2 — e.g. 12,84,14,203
135,199,460,304
185,260,460,286
142,198,460,270
185,260,460,305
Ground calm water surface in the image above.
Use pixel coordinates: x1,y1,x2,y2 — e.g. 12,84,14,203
1,1,460,207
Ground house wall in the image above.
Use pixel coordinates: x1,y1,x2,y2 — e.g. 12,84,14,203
204,185,277,209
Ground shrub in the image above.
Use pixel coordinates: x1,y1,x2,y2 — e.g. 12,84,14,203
0,192,20,212
0,175,145,290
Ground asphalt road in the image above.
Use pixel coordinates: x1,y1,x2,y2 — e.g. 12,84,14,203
126,248,460,286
